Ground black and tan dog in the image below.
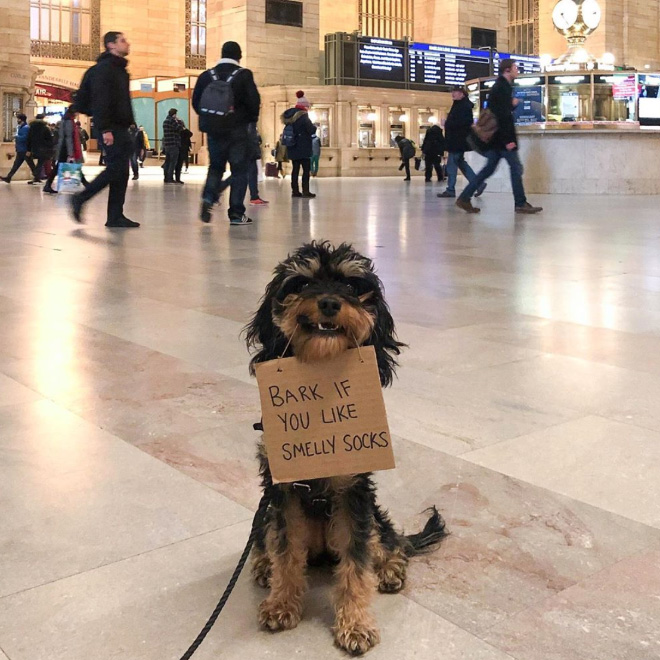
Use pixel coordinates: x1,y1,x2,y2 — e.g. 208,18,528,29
245,241,447,655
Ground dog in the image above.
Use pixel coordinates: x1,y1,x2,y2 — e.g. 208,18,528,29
245,241,447,655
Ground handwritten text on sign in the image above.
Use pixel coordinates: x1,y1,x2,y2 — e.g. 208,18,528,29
255,346,395,483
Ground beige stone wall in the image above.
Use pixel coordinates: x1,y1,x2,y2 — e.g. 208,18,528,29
320,0,359,45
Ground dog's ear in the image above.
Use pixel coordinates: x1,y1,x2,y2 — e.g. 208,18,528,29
244,269,289,375
364,281,406,388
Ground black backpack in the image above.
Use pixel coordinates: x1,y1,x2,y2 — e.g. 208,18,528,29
198,68,241,134
72,64,97,116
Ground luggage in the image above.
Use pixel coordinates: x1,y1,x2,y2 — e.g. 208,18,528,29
56,162,84,193
265,162,279,178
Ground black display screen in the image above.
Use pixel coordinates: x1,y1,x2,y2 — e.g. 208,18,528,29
409,43,492,86
358,37,406,83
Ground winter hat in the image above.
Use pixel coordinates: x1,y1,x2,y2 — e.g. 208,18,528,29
221,41,242,61
295,90,311,110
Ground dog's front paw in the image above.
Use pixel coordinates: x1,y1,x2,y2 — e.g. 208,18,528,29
334,622,380,656
258,598,302,632
377,564,407,593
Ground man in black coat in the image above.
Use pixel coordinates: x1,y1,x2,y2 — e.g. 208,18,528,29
192,41,261,225
456,60,542,215
438,86,485,198
25,115,54,184
70,31,139,227
421,124,445,183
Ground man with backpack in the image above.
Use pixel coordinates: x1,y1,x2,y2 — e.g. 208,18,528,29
70,31,139,227
192,41,260,225
456,59,542,215
281,91,317,198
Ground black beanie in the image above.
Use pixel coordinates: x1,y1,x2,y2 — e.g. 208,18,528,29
221,41,242,61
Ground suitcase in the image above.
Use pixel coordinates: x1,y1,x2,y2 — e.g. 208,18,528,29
265,161,279,178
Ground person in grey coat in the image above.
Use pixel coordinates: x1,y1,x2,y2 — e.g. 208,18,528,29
311,133,321,176
43,107,88,194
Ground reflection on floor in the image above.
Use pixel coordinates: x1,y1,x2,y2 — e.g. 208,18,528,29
1,168,659,660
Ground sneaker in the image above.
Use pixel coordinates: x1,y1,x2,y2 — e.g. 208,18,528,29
229,214,253,225
249,198,269,205
200,200,213,223
437,191,455,198
0,176,10,183
456,198,481,214
70,195,84,223
301,192,316,199
106,217,140,228
515,202,543,214
291,191,303,198
475,182,487,198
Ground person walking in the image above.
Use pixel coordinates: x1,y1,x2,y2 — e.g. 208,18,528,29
438,86,485,199
162,108,183,184
192,40,260,225
394,134,415,181
70,31,139,227
77,121,89,153
25,114,55,184
281,91,317,198
128,123,141,180
421,123,445,183
1,114,39,183
179,125,193,174
43,106,88,194
456,59,542,215
139,126,150,166
310,133,321,176
247,122,268,205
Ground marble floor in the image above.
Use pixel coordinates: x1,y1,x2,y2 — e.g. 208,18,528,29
1,166,659,660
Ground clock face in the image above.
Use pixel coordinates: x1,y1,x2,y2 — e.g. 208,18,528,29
581,0,602,29
552,0,579,30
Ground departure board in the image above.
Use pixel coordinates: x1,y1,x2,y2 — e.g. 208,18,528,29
497,52,543,75
409,43,492,86
358,37,406,83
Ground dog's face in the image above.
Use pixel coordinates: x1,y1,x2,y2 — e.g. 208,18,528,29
246,242,403,386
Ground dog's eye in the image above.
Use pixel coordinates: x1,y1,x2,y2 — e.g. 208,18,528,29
344,283,356,295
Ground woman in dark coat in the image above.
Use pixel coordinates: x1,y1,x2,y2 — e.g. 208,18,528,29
421,124,446,183
43,107,88,194
281,91,317,198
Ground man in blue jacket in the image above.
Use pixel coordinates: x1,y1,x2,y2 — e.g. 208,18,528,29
1,114,39,183
456,59,542,215
192,41,261,225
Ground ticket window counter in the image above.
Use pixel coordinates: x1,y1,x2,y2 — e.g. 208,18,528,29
309,106,330,147
358,106,378,148
593,75,637,122
388,107,409,147
547,75,592,122
639,74,660,126
418,108,439,145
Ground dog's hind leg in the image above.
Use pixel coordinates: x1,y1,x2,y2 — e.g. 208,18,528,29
258,497,309,632
328,491,380,656
372,505,409,594
251,507,272,588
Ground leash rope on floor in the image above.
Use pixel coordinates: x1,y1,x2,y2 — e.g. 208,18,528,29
178,490,272,660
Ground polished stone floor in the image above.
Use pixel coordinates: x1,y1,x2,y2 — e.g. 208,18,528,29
1,166,660,660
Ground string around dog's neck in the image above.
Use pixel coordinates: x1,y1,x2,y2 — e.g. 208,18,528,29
350,333,365,363
277,324,298,372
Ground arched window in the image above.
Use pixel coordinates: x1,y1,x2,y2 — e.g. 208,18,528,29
186,0,207,70
30,0,101,60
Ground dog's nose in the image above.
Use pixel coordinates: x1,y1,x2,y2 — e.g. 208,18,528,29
318,297,342,317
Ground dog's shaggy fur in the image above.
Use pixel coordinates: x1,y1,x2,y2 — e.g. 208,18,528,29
245,241,447,655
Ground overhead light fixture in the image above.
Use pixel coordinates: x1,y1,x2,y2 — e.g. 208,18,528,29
399,113,408,122
309,110,318,122
555,75,585,84
539,53,553,70
601,52,616,65
428,115,438,124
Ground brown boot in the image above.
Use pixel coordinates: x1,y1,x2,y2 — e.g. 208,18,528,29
456,198,481,214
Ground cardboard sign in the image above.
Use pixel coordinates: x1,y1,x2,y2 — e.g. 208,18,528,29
255,346,395,484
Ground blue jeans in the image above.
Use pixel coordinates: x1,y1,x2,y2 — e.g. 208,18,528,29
459,149,527,207
203,128,248,219
445,151,477,194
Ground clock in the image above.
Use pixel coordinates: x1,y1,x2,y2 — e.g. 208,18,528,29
581,0,602,29
552,0,579,31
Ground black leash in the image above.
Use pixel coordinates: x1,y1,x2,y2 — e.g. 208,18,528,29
178,490,272,660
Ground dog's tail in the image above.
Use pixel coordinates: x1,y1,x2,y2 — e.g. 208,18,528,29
402,506,448,557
